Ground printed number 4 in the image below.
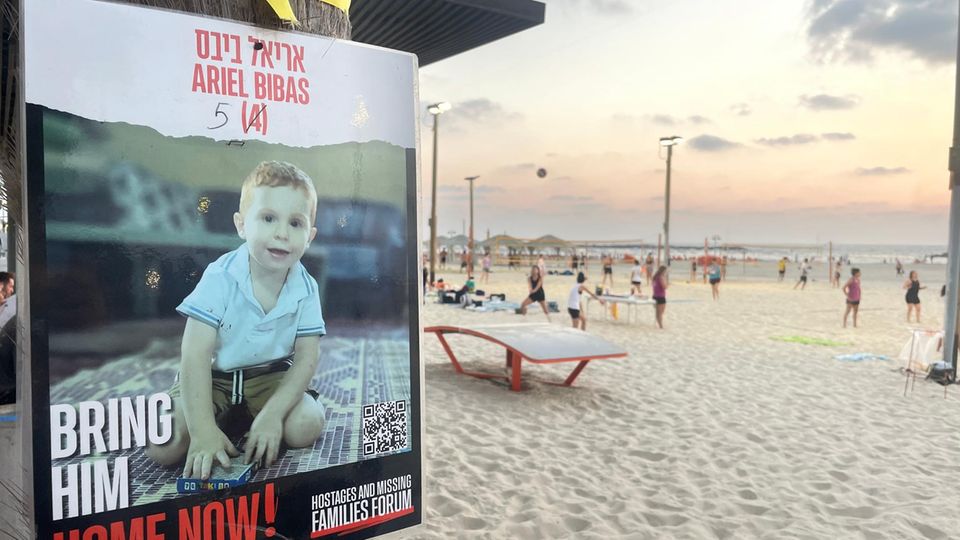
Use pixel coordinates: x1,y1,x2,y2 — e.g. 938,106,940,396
208,102,230,129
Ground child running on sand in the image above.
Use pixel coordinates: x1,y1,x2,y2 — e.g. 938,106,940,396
568,272,605,330
652,265,668,329
519,265,550,321
842,268,862,328
903,270,925,323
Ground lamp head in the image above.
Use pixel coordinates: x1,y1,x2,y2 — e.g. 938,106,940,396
428,102,452,115
659,136,684,147
464,175,480,182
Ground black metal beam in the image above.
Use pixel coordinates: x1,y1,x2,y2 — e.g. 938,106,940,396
350,0,545,67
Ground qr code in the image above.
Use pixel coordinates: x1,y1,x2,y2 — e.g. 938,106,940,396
362,400,408,457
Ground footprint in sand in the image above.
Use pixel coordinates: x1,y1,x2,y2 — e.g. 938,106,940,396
457,516,489,530
627,450,668,462
562,516,591,533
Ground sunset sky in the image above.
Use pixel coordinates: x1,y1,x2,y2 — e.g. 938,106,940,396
417,0,958,246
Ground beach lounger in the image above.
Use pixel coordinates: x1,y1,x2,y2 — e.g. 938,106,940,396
424,323,628,391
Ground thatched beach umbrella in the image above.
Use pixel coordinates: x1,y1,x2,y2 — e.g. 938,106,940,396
526,234,569,255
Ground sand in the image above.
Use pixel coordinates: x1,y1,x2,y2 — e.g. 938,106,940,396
399,260,960,539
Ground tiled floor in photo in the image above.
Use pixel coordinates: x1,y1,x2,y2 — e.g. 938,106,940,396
49,333,411,506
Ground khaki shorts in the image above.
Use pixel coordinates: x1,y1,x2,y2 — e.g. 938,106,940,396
167,369,287,418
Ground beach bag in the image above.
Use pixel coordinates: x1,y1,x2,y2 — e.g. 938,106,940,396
926,362,953,386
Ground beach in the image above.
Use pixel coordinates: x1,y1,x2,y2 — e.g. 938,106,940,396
401,260,960,539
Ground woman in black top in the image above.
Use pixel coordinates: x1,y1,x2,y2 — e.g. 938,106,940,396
903,270,925,323
519,265,551,321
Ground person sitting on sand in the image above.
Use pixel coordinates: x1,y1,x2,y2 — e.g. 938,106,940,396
629,259,644,296
842,267,862,328
519,265,550,321
652,265,668,329
903,270,925,323
568,272,604,330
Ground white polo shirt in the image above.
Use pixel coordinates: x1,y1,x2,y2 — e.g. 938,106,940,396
176,243,325,372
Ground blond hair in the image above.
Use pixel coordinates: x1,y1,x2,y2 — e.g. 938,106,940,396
238,161,318,222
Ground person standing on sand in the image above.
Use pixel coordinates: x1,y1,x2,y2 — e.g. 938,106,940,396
708,261,721,301
519,265,550,321
903,270,925,323
630,259,645,296
778,257,787,281
833,260,842,288
652,265,668,329
568,272,605,330
645,253,655,286
895,258,904,276
537,254,546,278
601,253,614,288
793,258,810,290
480,251,491,284
690,259,697,283
842,268,862,328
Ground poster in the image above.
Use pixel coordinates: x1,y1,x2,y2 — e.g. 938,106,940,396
23,0,422,538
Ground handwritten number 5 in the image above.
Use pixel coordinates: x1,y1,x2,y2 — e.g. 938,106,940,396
209,102,229,129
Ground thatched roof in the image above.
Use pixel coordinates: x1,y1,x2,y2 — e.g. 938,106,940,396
526,234,569,247
481,234,523,247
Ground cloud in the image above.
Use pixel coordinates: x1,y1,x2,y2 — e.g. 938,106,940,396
646,114,711,126
549,195,594,202
594,0,632,15
855,166,910,176
549,0,634,15
806,0,958,65
475,185,506,193
496,162,537,174
649,114,677,126
687,134,742,152
799,93,860,110
821,132,856,141
611,113,637,126
424,98,522,129
730,103,752,116
553,175,575,182
755,133,819,147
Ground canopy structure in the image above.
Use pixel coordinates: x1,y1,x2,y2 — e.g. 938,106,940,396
526,234,569,252
480,234,524,250
351,0,546,67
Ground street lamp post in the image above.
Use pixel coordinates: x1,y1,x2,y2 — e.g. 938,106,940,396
659,136,683,269
427,102,451,287
464,175,479,276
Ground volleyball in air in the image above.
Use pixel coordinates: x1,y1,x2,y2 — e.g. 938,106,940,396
536,167,547,178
